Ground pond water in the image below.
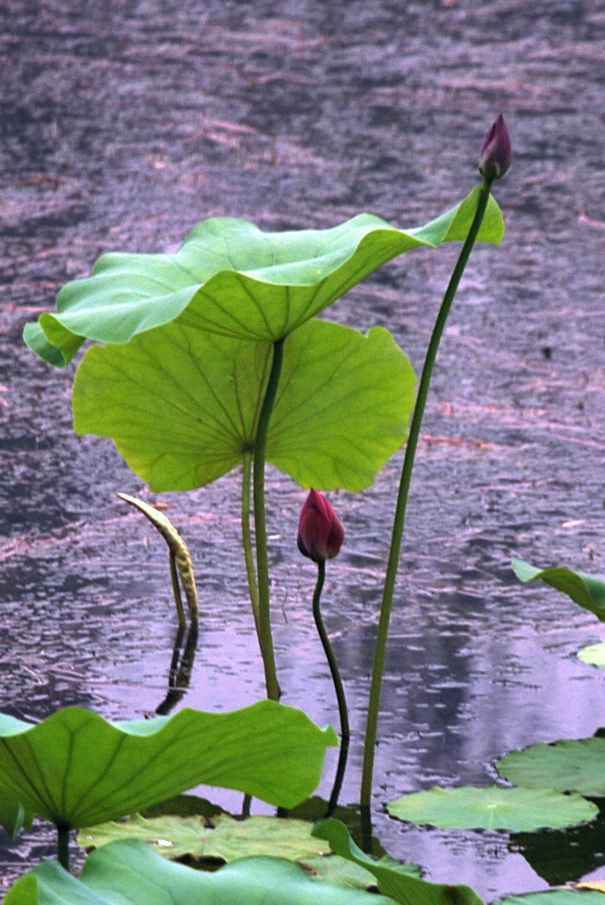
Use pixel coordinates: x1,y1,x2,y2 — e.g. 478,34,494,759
2,0,605,898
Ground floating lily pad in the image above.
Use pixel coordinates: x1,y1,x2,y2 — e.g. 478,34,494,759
386,786,597,832
497,738,605,797
511,801,605,887
0,702,337,832
24,190,505,366
578,643,605,669
79,814,332,863
73,318,416,492
500,891,605,905
5,839,398,905
512,558,605,622
313,818,483,905
79,812,399,893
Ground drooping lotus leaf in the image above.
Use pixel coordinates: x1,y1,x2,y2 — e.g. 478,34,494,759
5,839,398,905
73,318,416,492
512,558,605,621
578,642,605,669
497,737,605,797
386,786,597,832
313,818,483,905
24,189,505,366
0,702,337,832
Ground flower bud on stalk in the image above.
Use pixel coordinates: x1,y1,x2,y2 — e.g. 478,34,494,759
479,114,512,179
298,488,348,816
297,489,345,563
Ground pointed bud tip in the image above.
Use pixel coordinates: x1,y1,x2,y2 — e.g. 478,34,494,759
479,114,512,180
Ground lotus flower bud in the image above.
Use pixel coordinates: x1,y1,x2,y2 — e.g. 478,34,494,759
479,114,512,179
297,489,344,564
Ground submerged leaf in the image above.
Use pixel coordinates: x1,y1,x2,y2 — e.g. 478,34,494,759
73,318,416,492
24,190,505,366
497,737,605,797
512,558,605,621
386,786,597,832
0,702,337,830
5,839,398,905
313,818,483,905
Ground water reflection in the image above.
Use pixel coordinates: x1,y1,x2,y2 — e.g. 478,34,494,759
155,623,199,716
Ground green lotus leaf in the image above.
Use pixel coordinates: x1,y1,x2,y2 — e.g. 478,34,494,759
5,839,398,905
24,189,505,366
500,891,605,905
497,737,605,797
578,642,605,669
73,317,416,492
386,786,597,832
313,818,483,905
0,702,337,830
512,558,605,621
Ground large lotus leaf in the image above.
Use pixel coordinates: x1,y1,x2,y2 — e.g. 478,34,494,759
386,786,597,832
73,317,416,492
5,839,398,905
512,558,605,621
24,189,505,366
313,818,483,905
0,702,337,830
497,737,605,797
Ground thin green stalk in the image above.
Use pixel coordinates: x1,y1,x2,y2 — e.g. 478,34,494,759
313,560,350,816
253,338,284,701
241,450,261,637
360,176,495,817
57,825,70,871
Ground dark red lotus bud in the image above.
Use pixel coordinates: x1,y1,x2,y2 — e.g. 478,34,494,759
297,489,344,564
479,114,512,179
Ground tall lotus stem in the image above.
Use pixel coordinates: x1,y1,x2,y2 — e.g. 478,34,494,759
253,338,284,701
241,450,261,638
360,167,500,820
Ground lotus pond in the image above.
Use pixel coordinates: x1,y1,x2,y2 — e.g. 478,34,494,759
2,1,605,902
